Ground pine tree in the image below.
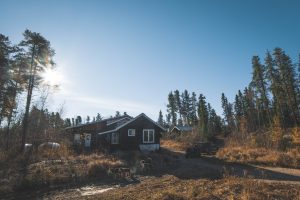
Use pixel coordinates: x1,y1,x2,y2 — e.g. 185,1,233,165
273,48,299,126
174,90,182,121
86,116,90,123
243,87,256,131
198,94,208,139
157,110,164,126
221,93,235,132
75,116,82,125
181,90,191,125
251,55,271,127
115,111,121,117
96,113,102,121
265,50,285,125
19,30,55,152
167,91,177,125
64,118,71,127
165,113,171,126
0,34,14,126
190,92,198,125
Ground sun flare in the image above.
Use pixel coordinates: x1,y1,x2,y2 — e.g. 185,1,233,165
41,68,62,86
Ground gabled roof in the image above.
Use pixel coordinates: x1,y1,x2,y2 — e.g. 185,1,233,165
106,116,132,126
65,114,132,130
170,125,193,132
98,113,167,135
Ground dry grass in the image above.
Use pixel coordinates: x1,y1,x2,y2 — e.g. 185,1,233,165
0,145,125,192
89,175,300,200
83,154,125,177
161,131,201,151
217,146,300,168
19,153,125,189
161,139,190,151
36,143,72,161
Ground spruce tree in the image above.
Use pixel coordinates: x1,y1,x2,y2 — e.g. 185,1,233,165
190,92,198,125
167,91,177,125
174,90,182,121
221,93,235,132
0,34,14,126
272,48,299,126
181,90,191,125
251,55,271,127
198,94,208,139
96,113,102,121
157,110,164,126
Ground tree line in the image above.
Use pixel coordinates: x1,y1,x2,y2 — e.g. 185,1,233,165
221,48,300,134
160,48,300,145
64,111,128,127
159,90,222,140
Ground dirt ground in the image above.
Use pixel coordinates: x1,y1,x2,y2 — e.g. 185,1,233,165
2,145,300,200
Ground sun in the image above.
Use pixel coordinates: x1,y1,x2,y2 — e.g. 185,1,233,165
41,68,62,86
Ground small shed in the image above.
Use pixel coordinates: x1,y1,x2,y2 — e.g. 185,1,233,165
169,125,193,134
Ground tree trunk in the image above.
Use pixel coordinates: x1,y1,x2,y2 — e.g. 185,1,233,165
20,45,36,152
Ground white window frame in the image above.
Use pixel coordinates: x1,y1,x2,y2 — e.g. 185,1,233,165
128,129,136,136
111,132,119,144
143,129,155,143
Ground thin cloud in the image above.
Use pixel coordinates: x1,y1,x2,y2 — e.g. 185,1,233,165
62,93,159,118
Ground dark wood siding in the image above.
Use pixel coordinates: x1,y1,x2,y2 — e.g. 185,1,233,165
116,115,162,150
65,116,132,150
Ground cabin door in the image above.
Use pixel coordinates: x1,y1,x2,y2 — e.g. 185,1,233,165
84,133,91,147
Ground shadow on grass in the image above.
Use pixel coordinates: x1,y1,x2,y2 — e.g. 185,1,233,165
151,147,300,182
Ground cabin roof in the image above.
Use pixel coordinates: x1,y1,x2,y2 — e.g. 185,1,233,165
65,114,132,130
170,125,193,132
98,113,166,135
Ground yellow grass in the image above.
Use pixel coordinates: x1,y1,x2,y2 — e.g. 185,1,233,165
20,152,125,189
90,175,300,200
217,146,300,168
161,139,190,151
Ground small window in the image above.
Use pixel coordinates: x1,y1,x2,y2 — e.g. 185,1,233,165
143,129,154,143
111,132,119,144
74,134,80,143
128,129,136,136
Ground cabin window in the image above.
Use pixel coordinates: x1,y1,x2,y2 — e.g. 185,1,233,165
111,132,119,144
143,129,154,143
128,129,136,136
74,134,80,143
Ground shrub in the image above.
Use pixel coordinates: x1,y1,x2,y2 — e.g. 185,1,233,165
87,158,124,177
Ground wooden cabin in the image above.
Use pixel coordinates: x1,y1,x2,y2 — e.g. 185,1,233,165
65,113,166,152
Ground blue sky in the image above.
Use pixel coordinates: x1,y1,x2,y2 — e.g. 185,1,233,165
1,0,300,120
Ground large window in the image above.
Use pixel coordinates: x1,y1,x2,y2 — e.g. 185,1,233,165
128,129,136,136
111,132,119,144
143,129,154,143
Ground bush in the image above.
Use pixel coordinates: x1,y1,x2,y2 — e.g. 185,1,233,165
87,158,124,177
